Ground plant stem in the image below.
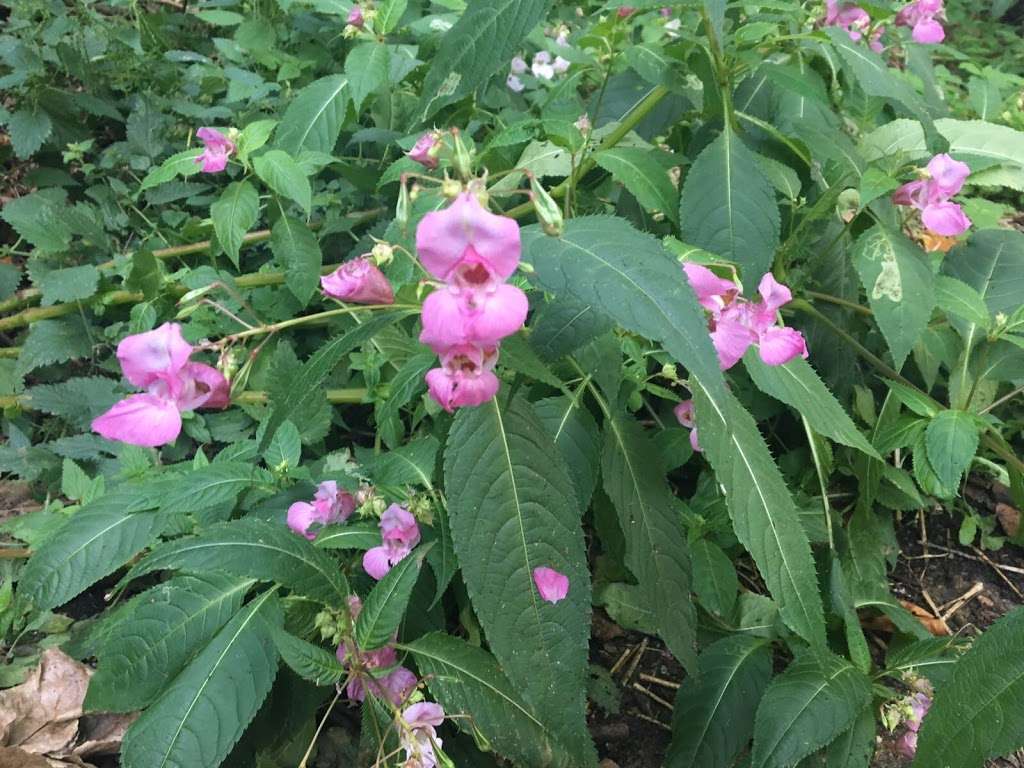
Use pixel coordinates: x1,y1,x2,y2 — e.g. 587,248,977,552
805,291,874,317
226,305,419,341
0,387,369,411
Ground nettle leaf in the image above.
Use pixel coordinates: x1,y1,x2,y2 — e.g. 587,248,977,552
853,225,935,370
254,150,312,213
17,491,166,613
271,215,322,305
25,377,120,430
533,395,601,511
679,124,780,291
211,180,260,268
7,108,52,158
692,383,826,647
743,354,880,459
273,629,346,685
33,264,100,306
120,590,280,768
85,573,253,712
17,316,94,377
122,519,350,607
751,649,872,768
139,148,204,191
602,413,697,672
595,147,679,224
444,397,595,763
275,75,350,155
400,632,578,768
915,607,1024,767
1,190,73,252
826,707,876,768
667,636,772,768
924,410,979,490
354,543,429,650
345,42,390,112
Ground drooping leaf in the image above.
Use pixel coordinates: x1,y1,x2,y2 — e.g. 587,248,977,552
595,147,679,224
254,150,312,213
690,537,738,618
354,543,429,650
345,42,390,111
667,635,772,768
270,215,322,305
140,149,204,190
273,629,347,686
211,181,260,268
924,410,979,490
444,397,595,762
826,707,876,768
533,395,601,511
275,75,350,155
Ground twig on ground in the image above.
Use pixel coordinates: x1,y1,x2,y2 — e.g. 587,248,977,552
632,711,671,732
939,582,985,621
920,589,952,634
609,647,633,678
972,547,1024,600
639,673,680,690
623,638,648,685
632,683,674,712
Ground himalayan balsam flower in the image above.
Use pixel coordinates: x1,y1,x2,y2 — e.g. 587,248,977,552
823,1,884,52
408,131,441,169
895,691,932,758
617,6,635,18
673,400,702,453
195,127,235,173
398,702,446,768
533,566,569,603
425,345,501,412
346,4,364,28
510,56,528,75
338,642,417,705
92,323,229,447
553,55,571,75
892,153,972,237
896,0,945,44
532,51,555,80
321,257,395,305
363,504,421,580
287,481,356,540
507,74,526,93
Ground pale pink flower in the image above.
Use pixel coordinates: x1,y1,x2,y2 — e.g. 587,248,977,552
682,263,738,315
510,56,528,75
408,131,441,169
892,153,972,237
673,400,702,453
321,257,395,305
822,0,875,46
398,702,446,768
347,3,364,28
287,481,356,540
895,691,931,758
896,0,945,44
425,345,501,412
531,51,555,80
363,504,421,580
533,566,569,603
575,114,591,134
660,7,672,17
553,56,570,75
195,127,235,173
507,74,526,93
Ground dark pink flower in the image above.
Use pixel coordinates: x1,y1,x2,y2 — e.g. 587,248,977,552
425,345,501,413
195,127,235,173
346,3,364,28
287,481,356,540
533,566,569,603
337,642,417,705
321,257,395,305
363,504,421,580
415,192,521,282
896,0,945,44
419,270,528,352
408,132,442,169
682,263,738,315
892,153,972,237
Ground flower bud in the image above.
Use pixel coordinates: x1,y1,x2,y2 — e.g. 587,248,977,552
371,241,394,266
396,176,411,231
661,363,678,381
528,172,564,237
450,128,475,180
441,173,463,199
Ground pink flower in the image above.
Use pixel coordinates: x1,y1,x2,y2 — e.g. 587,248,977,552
287,481,356,540
617,6,635,18
507,74,525,93
92,323,229,447
510,56,528,75
532,51,555,80
408,132,441,169
552,56,570,75
682,263,738,315
425,345,501,412
895,691,931,758
398,702,446,768
415,192,521,282
533,566,569,603
195,127,235,173
895,730,918,759
575,114,591,134
346,3,364,28
660,7,672,17
892,153,972,237
419,275,528,352
896,0,945,44
321,257,395,305
822,1,873,43
363,504,421,580
337,642,417,705
673,400,702,453
926,152,970,197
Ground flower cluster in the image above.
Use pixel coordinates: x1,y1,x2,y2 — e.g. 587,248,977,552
894,691,931,758
893,153,972,238
287,481,356,540
507,51,570,92
416,190,528,412
321,256,395,305
195,127,235,173
336,596,417,704
92,323,229,447
822,1,884,52
683,265,808,371
363,503,421,580
532,566,569,604
896,0,945,44
397,702,446,768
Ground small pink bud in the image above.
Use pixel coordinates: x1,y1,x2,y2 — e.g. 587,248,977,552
533,566,569,603
321,257,395,305
408,131,441,169
617,6,635,18
346,4,364,28
195,127,235,173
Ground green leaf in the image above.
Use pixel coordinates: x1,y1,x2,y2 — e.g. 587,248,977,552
273,629,346,685
17,493,165,613
692,383,826,647
679,125,780,290
375,0,408,32
444,397,595,762
354,543,428,650
120,590,280,768
358,437,439,488
690,537,738,618
826,27,927,116
376,351,434,448
159,462,274,517
666,636,772,768
925,410,979,490
595,147,679,224
237,119,277,162
345,43,390,112
211,181,260,268
915,607,1024,767
123,519,350,607
254,150,312,213
31,263,99,306
853,225,935,370
751,649,872,768
418,0,553,119
825,707,876,768
934,275,990,334
16,317,94,377
8,109,52,158
593,582,658,634
400,632,578,768
601,413,697,672
139,149,204,191
313,520,381,550
276,75,350,155
743,354,880,459
270,215,322,305
25,377,119,431
85,573,252,712
533,395,601,511
126,249,163,300
529,298,613,362
1,190,73,252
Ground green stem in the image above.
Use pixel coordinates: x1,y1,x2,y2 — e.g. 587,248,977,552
0,387,369,411
804,291,873,317
226,305,418,342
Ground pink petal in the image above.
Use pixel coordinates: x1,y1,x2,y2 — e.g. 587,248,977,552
117,323,193,390
403,702,445,729
922,201,971,236
533,566,569,603
682,263,736,313
674,400,695,429
757,326,808,366
710,318,757,371
689,427,702,453
363,546,392,580
407,132,440,169
321,258,394,305
287,501,321,540
756,273,793,314
425,367,458,413
507,75,525,93
415,193,521,281
381,504,420,551
510,56,528,74
926,153,969,197
895,730,918,759
91,394,183,447
420,289,472,353
912,17,944,43
376,666,418,706
177,363,230,411
892,179,927,208
465,284,528,347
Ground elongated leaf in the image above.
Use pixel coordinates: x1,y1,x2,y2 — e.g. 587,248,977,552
679,125,780,290
313,521,381,550
122,519,349,607
355,544,429,650
826,707,876,768
667,635,772,768
752,649,872,768
160,462,274,516
529,298,613,362
140,149,204,190
17,493,166,613
690,537,738,618
601,413,697,672
925,410,979,492
211,181,259,268
915,607,1024,767
743,354,879,459
692,384,826,646
419,0,552,119
254,150,311,213
533,395,601,511
444,397,595,762
853,225,935,370
934,275,990,335
271,215,322,305
400,632,577,768
826,28,927,116
85,573,253,712
276,75,350,154
120,590,281,768
273,629,346,686
345,42,389,111
595,147,679,224
375,0,407,33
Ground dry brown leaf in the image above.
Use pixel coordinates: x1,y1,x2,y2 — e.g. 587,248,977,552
996,502,1021,539
0,746,52,768
899,599,951,636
